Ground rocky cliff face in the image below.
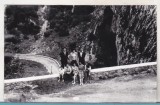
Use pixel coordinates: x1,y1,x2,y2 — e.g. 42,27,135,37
111,6,157,65
5,5,157,68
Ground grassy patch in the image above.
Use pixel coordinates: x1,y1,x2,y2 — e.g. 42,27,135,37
5,58,48,79
90,65,156,81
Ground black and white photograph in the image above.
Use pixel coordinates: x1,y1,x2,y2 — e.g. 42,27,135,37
4,5,157,102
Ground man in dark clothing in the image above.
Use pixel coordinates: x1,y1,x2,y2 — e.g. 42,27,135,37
60,48,68,68
78,49,86,65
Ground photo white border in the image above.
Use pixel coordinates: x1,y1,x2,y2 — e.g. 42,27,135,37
0,0,159,102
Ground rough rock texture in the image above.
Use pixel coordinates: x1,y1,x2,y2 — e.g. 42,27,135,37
111,6,157,65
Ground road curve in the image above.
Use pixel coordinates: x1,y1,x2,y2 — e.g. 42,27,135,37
14,54,60,74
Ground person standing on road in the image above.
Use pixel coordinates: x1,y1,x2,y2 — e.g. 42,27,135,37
72,63,79,84
84,62,92,83
78,48,86,65
78,62,85,85
60,48,68,68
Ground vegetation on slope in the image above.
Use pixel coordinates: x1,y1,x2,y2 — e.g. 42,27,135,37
5,56,48,79
5,5,157,68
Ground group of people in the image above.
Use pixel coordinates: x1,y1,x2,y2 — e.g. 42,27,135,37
59,48,91,85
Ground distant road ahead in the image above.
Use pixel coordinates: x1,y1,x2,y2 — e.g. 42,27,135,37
14,54,60,74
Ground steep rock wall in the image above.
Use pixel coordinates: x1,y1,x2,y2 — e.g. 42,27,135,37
111,6,157,65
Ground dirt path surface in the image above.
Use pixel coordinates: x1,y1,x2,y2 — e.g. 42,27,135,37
5,54,156,102
33,74,156,103
14,54,60,74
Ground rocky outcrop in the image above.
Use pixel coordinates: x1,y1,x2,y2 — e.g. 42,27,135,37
111,6,157,65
